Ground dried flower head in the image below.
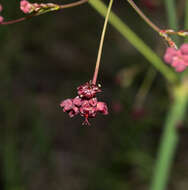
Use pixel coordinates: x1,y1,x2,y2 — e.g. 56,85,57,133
164,43,188,72
77,81,101,99
60,81,108,126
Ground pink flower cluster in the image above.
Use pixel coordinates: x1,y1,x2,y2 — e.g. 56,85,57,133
164,43,188,72
20,0,34,14
0,4,4,23
60,81,108,125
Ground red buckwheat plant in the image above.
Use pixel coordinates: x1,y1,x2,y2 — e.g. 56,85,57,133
2,0,188,189
60,81,108,126
1,0,188,129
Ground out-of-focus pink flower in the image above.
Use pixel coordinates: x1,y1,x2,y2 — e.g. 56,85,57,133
0,4,3,23
0,4,3,12
112,101,123,113
0,16,4,23
20,0,34,14
180,44,188,54
60,81,108,125
164,43,188,72
131,107,146,120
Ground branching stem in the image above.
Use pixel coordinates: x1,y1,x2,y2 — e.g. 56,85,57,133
1,0,88,25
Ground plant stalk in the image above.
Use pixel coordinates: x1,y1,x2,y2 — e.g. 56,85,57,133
184,0,188,43
92,0,114,85
164,0,179,44
150,85,188,190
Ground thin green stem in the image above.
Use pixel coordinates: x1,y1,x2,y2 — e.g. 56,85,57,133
150,2,181,190
126,0,177,48
126,0,160,33
182,1,188,78
184,0,188,43
134,67,156,108
92,0,114,85
150,85,188,190
89,0,179,85
164,0,179,44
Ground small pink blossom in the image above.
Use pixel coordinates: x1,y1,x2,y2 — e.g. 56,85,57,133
180,44,188,54
112,101,123,113
164,43,188,72
0,16,4,23
0,4,3,23
80,99,97,118
0,4,3,12
60,99,73,112
96,102,108,115
72,96,82,107
20,0,34,14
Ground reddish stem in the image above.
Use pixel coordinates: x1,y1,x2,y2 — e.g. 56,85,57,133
0,0,88,25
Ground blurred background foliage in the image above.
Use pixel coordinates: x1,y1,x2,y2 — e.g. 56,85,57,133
0,0,188,190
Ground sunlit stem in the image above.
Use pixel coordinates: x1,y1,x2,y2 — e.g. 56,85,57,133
92,0,114,85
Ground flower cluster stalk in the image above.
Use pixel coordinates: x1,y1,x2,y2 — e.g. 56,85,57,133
92,0,114,85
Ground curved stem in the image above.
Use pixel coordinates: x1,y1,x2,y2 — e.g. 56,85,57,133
126,0,160,33
126,0,177,48
59,0,88,9
164,0,179,45
184,0,188,43
92,0,114,85
1,14,35,25
1,0,88,25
